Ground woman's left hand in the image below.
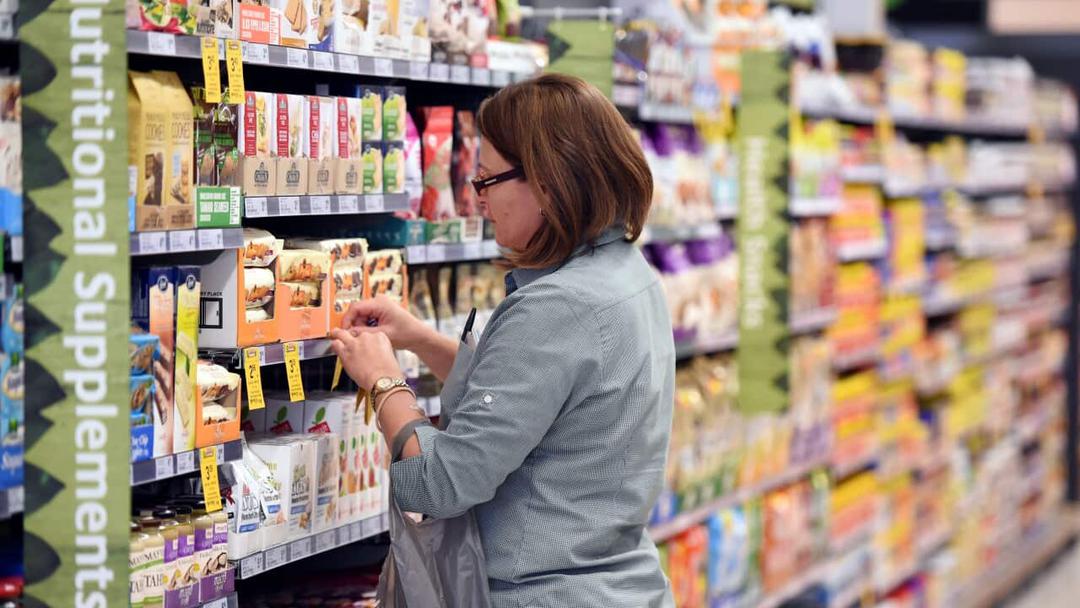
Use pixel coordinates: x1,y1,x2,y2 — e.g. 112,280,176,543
329,328,402,392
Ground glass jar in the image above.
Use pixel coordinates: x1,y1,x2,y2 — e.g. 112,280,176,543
153,508,179,591
172,504,197,588
190,501,215,579
139,517,165,608
130,520,147,608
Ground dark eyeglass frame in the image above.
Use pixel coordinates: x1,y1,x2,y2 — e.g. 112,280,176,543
471,167,526,196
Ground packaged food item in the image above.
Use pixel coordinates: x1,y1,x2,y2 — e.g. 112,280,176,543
173,266,202,452
128,72,169,232
188,500,215,578
429,0,466,62
333,0,366,54
310,432,340,531
363,249,404,276
274,93,309,195
382,86,406,142
140,516,166,608
214,99,241,188
403,114,423,217
366,0,403,58
131,374,155,422
284,237,368,264
197,362,241,403
152,71,196,229
420,106,456,221
362,142,384,194
242,443,287,548
383,141,405,194
238,91,277,195
452,109,479,217
265,394,304,435
333,266,364,296
368,273,404,300
275,0,310,47
222,461,263,559
130,521,148,607
308,95,337,195
399,0,432,62
170,504,198,588
243,267,275,308
193,88,218,187
248,436,317,540
333,295,363,314
242,228,284,267
308,0,336,50
359,87,383,142
195,0,238,38
245,308,270,323
132,267,176,457
277,249,331,282
130,333,161,376
283,281,322,307
335,96,363,195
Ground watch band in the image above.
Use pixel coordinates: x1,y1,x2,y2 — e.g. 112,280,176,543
369,376,408,404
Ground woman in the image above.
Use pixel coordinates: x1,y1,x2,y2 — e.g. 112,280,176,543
330,73,676,607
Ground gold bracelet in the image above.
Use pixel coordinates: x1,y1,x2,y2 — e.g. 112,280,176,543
374,385,418,429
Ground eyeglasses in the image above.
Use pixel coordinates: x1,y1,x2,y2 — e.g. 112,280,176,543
471,167,525,196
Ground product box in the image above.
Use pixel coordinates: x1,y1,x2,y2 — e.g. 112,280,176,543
196,187,242,228
173,266,202,452
332,0,366,55
275,94,309,195
310,432,340,531
420,106,455,221
239,403,266,433
237,0,281,44
266,393,304,434
334,97,363,195
153,71,196,229
274,0,312,47
238,91,277,196
307,0,336,50
364,415,385,518
132,267,177,456
358,87,382,143
249,436,316,540
350,216,426,248
351,407,369,517
383,142,405,194
129,72,169,232
199,250,282,349
361,142,383,194
131,421,155,463
130,332,161,376
196,0,239,38
303,393,346,435
0,353,23,485
382,87,406,142
195,380,241,449
366,0,403,58
399,0,431,62
222,460,263,560
307,96,337,195
214,101,241,188
131,374,155,428
194,89,218,187
274,278,331,342
425,218,463,243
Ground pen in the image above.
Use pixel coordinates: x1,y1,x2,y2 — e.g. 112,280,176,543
460,307,477,344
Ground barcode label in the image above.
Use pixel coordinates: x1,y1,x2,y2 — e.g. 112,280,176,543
245,197,268,218
312,51,334,71
148,32,177,56
242,41,269,64
337,195,359,214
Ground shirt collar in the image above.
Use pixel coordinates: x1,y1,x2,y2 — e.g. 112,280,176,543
507,226,627,294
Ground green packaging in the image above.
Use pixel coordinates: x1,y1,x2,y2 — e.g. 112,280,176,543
382,142,405,194
383,86,406,142
360,86,383,142
361,143,384,194
195,186,242,228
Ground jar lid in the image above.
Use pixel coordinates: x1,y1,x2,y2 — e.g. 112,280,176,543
139,516,161,529
153,508,177,520
172,504,193,516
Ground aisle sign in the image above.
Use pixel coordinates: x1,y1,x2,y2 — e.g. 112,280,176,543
199,447,223,513
284,342,306,401
22,2,132,605
225,40,246,103
201,37,223,103
736,50,791,415
243,348,266,410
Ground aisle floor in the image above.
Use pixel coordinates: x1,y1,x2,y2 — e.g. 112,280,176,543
1006,540,1080,608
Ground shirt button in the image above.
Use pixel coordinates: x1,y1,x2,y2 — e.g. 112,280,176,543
483,394,494,404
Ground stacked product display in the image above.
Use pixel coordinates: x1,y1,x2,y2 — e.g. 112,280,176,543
0,72,20,606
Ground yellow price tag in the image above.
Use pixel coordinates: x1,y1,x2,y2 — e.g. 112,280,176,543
283,341,305,402
201,37,222,103
243,348,265,410
225,39,245,104
875,109,895,145
200,446,223,513
331,357,343,390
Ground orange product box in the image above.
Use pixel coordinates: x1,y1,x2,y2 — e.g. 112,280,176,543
195,373,242,448
198,250,281,348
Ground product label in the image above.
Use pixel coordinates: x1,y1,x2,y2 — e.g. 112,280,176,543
337,99,349,158
201,37,222,103
143,544,165,604
243,348,266,410
309,96,321,158
196,186,242,228
200,445,223,512
284,342,305,402
243,92,257,157
276,94,289,158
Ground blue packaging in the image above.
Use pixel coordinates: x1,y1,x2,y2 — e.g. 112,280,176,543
1,283,21,355
0,189,22,236
0,352,23,489
130,424,154,463
131,266,175,332
130,333,161,376
130,374,154,423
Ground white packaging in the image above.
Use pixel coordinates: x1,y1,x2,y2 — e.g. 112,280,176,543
311,432,340,531
303,391,346,434
332,0,366,55
243,443,287,549
249,436,317,540
223,461,264,558
266,393,305,435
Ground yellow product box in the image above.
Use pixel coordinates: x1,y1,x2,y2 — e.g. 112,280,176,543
128,72,169,232
173,266,202,452
153,71,197,229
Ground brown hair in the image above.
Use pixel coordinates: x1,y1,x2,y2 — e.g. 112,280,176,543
476,73,653,269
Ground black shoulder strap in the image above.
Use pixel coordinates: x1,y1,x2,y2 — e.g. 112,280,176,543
391,418,433,462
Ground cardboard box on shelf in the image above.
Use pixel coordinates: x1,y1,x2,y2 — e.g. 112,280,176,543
240,402,267,433
195,376,241,448
310,432,340,531
198,250,282,349
274,279,330,342
248,435,317,540
274,0,312,47
237,0,281,44
334,97,363,195
132,267,177,456
399,0,431,62
196,0,239,38
238,91,277,196
275,93,309,196
173,266,202,452
129,72,169,232
308,96,337,195
332,0,366,55
153,71,197,229
308,0,336,51
266,393,304,435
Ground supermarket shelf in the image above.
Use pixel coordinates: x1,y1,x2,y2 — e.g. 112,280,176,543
243,194,408,218
130,228,244,256
131,440,243,486
236,512,390,579
790,197,842,217
836,239,887,263
641,222,723,245
790,308,838,335
674,331,739,360
757,560,831,608
801,103,1033,137
951,514,1077,608
126,31,532,86
405,240,501,265
198,592,238,608
0,485,22,520
648,456,828,543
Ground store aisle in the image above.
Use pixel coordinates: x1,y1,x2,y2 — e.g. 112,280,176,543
1006,541,1080,608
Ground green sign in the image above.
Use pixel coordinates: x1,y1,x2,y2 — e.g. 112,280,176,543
22,1,131,606
736,50,791,415
545,20,615,98
197,186,242,228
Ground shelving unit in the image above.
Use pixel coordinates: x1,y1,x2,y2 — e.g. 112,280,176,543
130,440,243,486
130,228,244,256
242,194,409,218
405,240,501,265
236,512,390,579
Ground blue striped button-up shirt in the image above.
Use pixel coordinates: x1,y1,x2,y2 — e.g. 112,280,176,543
390,227,676,607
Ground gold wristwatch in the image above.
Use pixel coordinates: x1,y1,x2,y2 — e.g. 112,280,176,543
370,376,410,405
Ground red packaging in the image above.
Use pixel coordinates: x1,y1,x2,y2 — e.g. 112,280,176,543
420,107,457,221
452,110,480,217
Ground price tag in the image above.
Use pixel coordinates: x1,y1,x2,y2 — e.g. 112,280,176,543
451,65,471,84
203,596,229,608
290,537,313,561
245,197,268,218
147,32,177,56
429,63,450,82
337,194,359,214
339,53,360,73
198,229,225,250
7,487,22,516
331,357,344,391
337,523,352,545
176,450,196,475
312,51,335,71
309,195,331,214
155,456,175,480
242,41,269,64
409,61,429,80
287,47,310,68
875,109,895,145
200,446,223,512
201,37,223,103
406,245,426,264
225,39,246,103
241,554,264,578
169,230,197,252
426,245,446,264
492,70,511,87
374,58,394,77
472,68,491,86
138,232,167,255
283,342,306,402
365,194,385,212
243,348,266,410
317,530,336,552
464,242,482,259
264,545,287,570
350,521,362,539
279,196,301,215
483,241,500,258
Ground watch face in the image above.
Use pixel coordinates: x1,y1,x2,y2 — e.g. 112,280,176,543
376,378,394,391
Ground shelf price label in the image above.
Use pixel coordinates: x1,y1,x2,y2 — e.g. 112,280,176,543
200,446,223,513
409,61,428,80
287,47,310,68
201,37,223,103
338,54,360,74
198,229,225,250
176,450,196,475
309,195,331,215
284,342,306,402
169,230,197,252
279,196,301,215
225,39,246,103
245,197,268,218
242,41,270,64
138,232,167,255
451,64,470,84
155,456,175,480
337,195,359,214
312,51,335,71
264,545,287,570
244,347,266,410
374,57,394,77
429,63,450,82
148,32,177,56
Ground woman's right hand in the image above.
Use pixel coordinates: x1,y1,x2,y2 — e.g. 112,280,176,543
341,295,432,351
